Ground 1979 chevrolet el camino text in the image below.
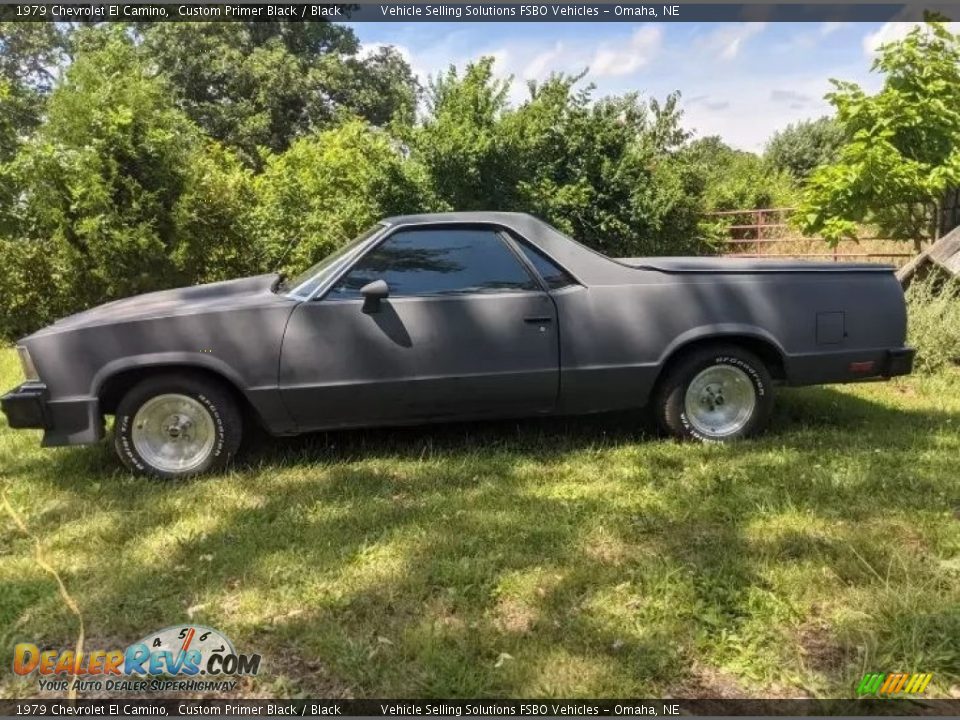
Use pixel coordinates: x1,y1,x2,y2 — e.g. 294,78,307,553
2,212,915,478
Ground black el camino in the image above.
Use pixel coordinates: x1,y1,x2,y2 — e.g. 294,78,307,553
2,212,914,478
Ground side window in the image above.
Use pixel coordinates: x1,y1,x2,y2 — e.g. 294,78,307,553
515,241,577,290
328,228,538,299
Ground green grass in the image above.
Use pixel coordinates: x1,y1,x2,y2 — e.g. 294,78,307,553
1,347,958,699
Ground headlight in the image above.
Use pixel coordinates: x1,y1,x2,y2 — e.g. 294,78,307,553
16,345,39,382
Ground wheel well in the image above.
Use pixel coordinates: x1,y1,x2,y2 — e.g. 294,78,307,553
97,365,263,427
656,335,786,384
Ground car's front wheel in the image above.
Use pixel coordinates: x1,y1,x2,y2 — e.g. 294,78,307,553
113,374,242,479
654,345,774,442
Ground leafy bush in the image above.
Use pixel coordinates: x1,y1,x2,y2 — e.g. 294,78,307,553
0,238,71,340
172,142,259,283
764,116,845,180
507,82,704,257
1,32,265,337
414,58,513,212
0,32,811,340
414,66,707,257
12,33,201,308
681,136,797,212
252,119,430,275
905,270,960,373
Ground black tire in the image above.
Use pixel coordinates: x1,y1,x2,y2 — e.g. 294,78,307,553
113,373,242,479
653,345,774,442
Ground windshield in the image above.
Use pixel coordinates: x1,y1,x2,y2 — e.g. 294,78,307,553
280,224,385,297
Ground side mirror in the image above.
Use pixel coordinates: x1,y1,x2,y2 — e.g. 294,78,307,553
360,279,389,314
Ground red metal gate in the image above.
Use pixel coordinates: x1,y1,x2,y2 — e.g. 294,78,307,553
706,208,916,263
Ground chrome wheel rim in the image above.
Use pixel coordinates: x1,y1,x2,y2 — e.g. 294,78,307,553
683,365,757,438
132,394,216,473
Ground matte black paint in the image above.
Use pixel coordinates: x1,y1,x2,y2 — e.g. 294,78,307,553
1,212,914,447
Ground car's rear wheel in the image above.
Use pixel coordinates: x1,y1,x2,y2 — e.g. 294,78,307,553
654,345,774,442
113,374,242,479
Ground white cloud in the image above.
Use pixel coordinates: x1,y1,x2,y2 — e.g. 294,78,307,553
489,27,663,85
770,88,816,109
357,24,877,152
681,72,843,151
590,27,663,77
358,42,409,62
820,21,849,37
370,27,664,106
701,23,767,60
863,21,960,56
863,22,912,56
523,42,565,80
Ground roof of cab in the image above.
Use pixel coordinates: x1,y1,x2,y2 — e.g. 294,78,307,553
381,211,537,226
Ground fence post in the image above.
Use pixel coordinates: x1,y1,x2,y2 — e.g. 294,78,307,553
756,209,763,256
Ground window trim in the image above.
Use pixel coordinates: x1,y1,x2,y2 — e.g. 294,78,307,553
498,229,580,291
314,222,550,302
285,224,388,300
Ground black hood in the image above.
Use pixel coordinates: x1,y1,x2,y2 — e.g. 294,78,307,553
31,274,283,336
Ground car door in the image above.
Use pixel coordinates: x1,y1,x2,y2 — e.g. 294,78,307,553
279,225,560,430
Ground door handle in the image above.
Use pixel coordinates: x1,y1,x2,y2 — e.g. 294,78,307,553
523,316,553,324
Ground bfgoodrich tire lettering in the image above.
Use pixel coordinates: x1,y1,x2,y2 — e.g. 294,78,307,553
113,374,242,479
654,345,774,442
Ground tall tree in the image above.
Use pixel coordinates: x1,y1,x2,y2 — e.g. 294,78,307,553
327,46,420,128
414,62,705,257
797,21,960,246
11,29,254,306
503,77,700,256
0,22,65,136
415,58,513,211
137,22,418,163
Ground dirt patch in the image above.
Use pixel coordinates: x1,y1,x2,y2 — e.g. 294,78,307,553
493,597,538,635
667,662,807,701
425,596,467,634
797,618,847,674
894,384,919,398
668,662,751,699
247,650,352,698
581,530,630,566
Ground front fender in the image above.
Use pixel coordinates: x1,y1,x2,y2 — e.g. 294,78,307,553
90,352,249,398
90,352,297,435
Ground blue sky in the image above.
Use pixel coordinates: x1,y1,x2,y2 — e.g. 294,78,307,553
351,21,926,151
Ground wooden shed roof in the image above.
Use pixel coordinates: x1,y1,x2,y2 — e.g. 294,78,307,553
896,226,960,285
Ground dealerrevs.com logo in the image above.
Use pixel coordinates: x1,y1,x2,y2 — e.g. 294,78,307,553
14,625,261,694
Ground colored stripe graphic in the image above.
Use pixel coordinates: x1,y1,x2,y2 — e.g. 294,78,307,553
858,672,933,696
857,673,885,694
893,673,908,693
181,627,196,653
879,674,898,694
